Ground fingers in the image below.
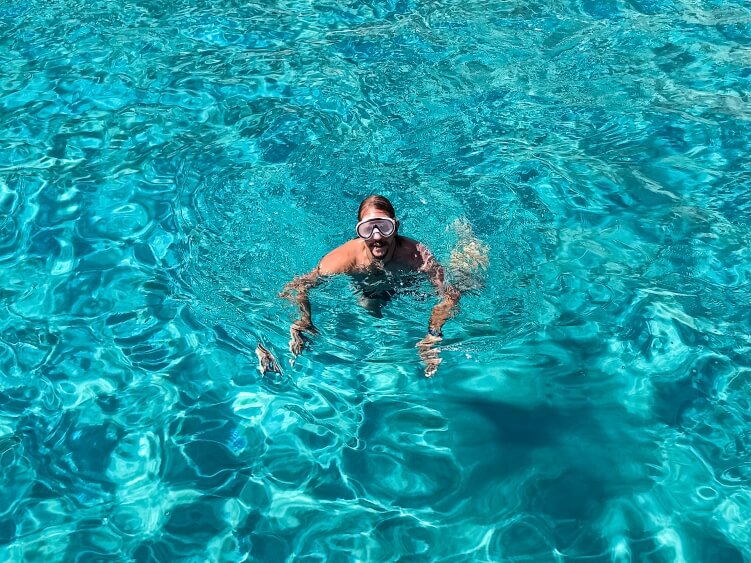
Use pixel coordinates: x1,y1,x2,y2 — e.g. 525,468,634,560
416,336,442,378
289,323,317,357
424,357,441,378
289,327,305,356
421,353,442,378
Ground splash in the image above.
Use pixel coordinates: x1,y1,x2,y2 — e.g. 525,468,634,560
447,217,489,294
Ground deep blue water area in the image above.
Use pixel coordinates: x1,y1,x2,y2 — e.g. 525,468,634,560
1,0,751,560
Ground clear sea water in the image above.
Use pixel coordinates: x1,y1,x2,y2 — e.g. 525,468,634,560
2,0,750,560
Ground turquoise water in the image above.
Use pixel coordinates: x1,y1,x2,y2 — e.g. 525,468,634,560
2,0,751,559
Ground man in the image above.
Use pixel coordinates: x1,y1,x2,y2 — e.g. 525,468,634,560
280,195,460,377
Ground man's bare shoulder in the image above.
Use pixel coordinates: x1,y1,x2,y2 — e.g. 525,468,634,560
395,237,434,270
319,239,362,275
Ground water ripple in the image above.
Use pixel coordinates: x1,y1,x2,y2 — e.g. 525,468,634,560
2,0,751,559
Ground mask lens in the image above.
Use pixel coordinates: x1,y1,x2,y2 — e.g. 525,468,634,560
356,222,374,239
372,218,394,237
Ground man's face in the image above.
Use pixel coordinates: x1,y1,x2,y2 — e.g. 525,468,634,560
358,208,397,260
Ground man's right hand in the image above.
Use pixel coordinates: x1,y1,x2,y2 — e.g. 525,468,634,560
289,320,318,357
416,334,442,378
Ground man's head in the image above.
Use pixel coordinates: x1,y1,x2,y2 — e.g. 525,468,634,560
356,195,399,260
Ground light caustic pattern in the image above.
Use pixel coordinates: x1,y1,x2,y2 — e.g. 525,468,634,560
1,0,750,560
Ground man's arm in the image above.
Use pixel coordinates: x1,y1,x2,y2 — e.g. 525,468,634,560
280,267,321,357
280,244,355,357
419,244,460,335
415,244,460,377
280,268,320,330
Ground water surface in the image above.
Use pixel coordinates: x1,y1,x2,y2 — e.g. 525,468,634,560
1,0,750,560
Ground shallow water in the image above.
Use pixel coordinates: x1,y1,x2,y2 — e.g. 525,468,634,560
1,0,751,560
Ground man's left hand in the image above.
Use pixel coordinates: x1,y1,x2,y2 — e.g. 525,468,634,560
416,334,442,378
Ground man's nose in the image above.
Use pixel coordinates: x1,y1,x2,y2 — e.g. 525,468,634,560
372,228,383,240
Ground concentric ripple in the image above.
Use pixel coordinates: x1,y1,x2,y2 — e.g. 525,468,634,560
1,0,751,560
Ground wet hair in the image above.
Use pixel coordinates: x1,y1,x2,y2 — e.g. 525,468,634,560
358,195,396,220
